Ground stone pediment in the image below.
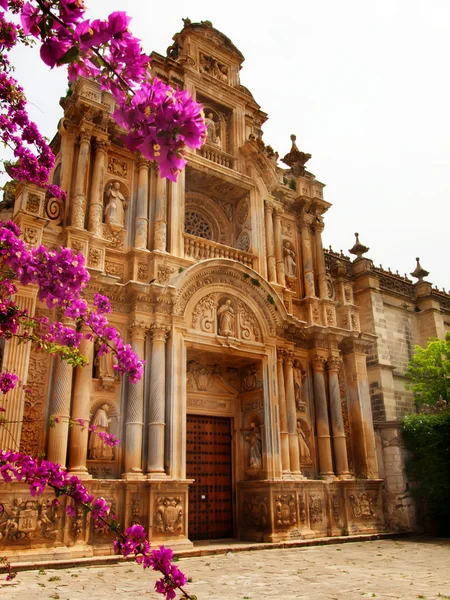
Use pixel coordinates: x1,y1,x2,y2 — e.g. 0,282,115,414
172,19,244,62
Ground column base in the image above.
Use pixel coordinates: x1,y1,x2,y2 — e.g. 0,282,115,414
147,472,169,480
122,472,146,480
68,470,92,480
337,473,353,480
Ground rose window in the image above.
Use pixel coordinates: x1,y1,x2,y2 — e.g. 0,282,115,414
185,211,213,240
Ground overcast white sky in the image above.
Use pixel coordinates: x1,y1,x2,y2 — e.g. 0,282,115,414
5,0,450,289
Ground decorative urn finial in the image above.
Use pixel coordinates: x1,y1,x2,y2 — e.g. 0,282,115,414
281,134,312,177
349,232,369,259
410,257,429,282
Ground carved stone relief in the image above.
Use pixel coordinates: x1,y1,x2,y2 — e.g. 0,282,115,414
309,494,323,525
274,494,297,529
0,497,60,543
349,492,378,520
199,52,228,83
154,497,183,534
107,156,129,179
25,193,42,215
244,496,268,529
102,225,125,250
88,247,103,269
157,264,177,285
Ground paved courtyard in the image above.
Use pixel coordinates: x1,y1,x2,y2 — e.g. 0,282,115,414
3,538,450,600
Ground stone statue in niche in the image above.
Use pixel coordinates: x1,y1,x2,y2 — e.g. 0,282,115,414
293,360,303,410
297,420,312,463
245,423,262,469
104,181,126,228
205,112,221,147
94,341,115,379
217,298,235,336
283,241,297,279
89,404,113,460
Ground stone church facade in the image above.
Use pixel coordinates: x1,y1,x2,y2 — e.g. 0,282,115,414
1,20,449,558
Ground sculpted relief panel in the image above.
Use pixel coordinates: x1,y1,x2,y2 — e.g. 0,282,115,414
190,292,262,342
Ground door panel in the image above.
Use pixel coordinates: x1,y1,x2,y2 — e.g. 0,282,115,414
186,415,233,540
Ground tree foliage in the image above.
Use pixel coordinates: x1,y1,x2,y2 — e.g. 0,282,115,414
402,411,450,535
405,333,450,406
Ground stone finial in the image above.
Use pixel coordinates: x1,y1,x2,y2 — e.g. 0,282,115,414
281,134,312,177
349,232,369,259
410,257,429,282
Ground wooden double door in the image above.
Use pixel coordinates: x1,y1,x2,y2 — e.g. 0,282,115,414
186,414,233,540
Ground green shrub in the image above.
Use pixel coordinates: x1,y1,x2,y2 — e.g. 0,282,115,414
401,411,450,535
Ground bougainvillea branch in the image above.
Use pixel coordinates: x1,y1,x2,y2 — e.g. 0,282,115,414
0,0,206,188
0,451,194,599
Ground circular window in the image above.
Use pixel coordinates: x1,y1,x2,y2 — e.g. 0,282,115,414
185,211,213,240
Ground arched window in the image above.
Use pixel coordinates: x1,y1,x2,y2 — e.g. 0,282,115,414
184,210,214,240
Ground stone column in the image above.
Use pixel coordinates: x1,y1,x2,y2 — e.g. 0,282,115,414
0,290,36,451
124,323,146,477
47,319,75,466
273,205,286,286
153,171,167,252
87,138,108,236
327,357,351,478
135,156,150,249
342,339,379,479
68,330,94,476
147,323,169,477
311,355,334,477
71,128,91,229
315,219,328,299
169,168,185,257
277,349,291,476
299,212,316,297
284,352,301,476
264,200,277,283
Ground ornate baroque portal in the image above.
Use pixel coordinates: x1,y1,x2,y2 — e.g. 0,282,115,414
1,17,439,559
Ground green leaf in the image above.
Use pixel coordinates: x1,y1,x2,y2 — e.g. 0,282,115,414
57,45,80,66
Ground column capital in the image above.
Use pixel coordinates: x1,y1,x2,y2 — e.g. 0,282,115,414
340,337,369,355
94,138,110,153
129,321,148,341
149,322,170,342
284,350,294,367
79,127,92,144
273,204,283,217
311,354,326,372
277,348,286,361
298,211,314,229
264,199,274,213
136,154,151,170
326,356,342,372
314,219,325,234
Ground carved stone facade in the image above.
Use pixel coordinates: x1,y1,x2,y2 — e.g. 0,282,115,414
2,18,449,559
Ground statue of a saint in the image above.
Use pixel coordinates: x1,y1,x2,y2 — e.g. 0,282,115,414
89,404,113,460
245,424,262,469
283,241,297,278
205,112,220,146
217,298,235,336
94,342,115,379
104,181,126,228
297,420,312,463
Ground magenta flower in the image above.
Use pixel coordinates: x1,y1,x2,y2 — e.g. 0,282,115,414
0,373,19,394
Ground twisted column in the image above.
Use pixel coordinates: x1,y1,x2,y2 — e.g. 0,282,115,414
88,138,109,236
154,171,167,252
68,329,94,476
314,218,328,299
147,323,170,476
284,351,301,476
71,128,91,229
311,355,334,477
299,212,316,297
135,156,150,249
273,205,286,286
264,200,277,283
276,349,291,475
124,323,146,476
327,357,351,478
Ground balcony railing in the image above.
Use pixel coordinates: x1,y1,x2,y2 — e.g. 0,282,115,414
198,145,236,170
183,234,256,269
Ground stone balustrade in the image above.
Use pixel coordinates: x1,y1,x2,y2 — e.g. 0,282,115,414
183,233,255,268
198,146,236,169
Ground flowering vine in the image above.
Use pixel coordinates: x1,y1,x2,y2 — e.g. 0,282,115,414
0,0,206,190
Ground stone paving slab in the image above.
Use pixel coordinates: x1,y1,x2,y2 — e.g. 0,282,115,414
3,538,450,600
